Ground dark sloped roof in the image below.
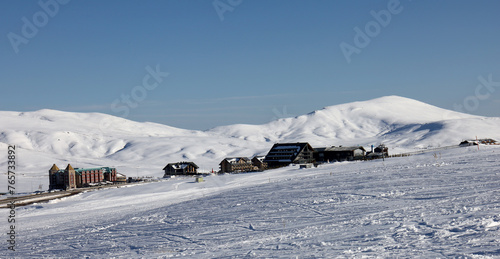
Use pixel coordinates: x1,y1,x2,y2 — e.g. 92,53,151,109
252,156,266,162
264,142,314,162
222,157,250,163
163,161,199,170
50,164,60,171
319,146,366,152
52,164,117,175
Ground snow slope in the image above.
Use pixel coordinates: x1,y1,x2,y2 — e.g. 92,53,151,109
0,96,499,192
210,96,496,149
2,146,500,257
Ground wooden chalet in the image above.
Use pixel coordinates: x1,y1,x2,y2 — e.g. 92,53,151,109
263,142,315,168
219,157,254,173
163,162,199,176
251,156,268,171
314,146,366,162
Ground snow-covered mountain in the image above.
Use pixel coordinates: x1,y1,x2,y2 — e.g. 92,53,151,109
210,96,495,148
0,95,499,189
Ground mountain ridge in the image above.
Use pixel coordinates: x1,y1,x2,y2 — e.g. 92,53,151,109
0,96,498,178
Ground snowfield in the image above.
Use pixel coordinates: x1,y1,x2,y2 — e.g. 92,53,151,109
1,96,500,194
2,146,500,258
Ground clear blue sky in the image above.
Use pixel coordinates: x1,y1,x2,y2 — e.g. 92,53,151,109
1,0,499,130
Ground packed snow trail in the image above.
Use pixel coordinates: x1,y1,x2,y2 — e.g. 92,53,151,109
2,146,500,258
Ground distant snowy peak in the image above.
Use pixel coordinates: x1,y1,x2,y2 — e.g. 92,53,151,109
209,95,487,145
307,95,478,124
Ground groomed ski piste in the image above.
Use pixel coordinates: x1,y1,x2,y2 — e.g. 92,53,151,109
2,145,500,258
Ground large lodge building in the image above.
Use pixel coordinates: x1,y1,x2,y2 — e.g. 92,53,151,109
49,164,118,190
